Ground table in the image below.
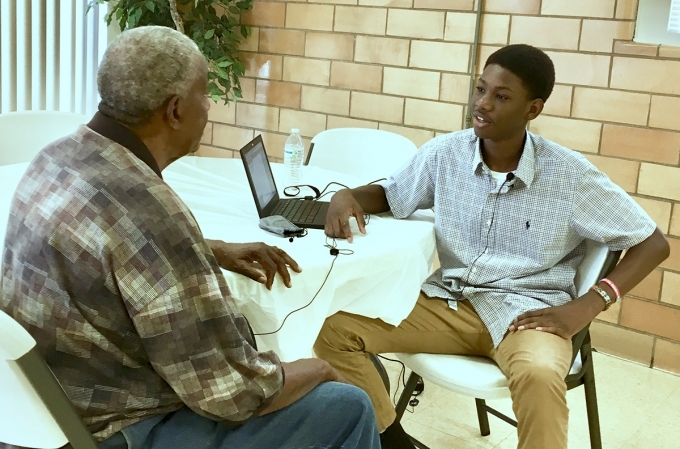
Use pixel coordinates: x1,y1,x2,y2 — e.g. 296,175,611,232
0,157,436,361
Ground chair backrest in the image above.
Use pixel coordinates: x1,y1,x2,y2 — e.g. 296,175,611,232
0,310,98,449
307,128,418,181
0,111,89,166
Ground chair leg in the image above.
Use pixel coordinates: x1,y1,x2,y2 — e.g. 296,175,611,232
475,398,491,436
369,353,391,393
395,371,421,422
583,363,603,449
409,434,431,449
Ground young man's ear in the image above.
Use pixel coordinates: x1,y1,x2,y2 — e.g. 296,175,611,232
164,96,182,129
526,98,544,121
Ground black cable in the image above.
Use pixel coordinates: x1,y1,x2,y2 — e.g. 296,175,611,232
253,237,352,336
461,174,514,294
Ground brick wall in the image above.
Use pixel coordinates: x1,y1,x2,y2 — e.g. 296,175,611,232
197,0,680,375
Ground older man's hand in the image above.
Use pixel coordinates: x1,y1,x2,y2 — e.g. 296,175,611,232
207,240,302,290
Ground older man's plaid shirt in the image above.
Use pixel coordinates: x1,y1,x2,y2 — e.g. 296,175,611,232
384,129,656,346
1,125,283,440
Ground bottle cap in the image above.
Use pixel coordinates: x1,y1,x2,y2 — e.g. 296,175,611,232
291,128,300,134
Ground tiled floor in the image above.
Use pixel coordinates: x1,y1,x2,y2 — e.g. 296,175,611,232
379,352,680,449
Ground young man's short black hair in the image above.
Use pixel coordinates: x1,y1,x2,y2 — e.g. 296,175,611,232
484,44,555,102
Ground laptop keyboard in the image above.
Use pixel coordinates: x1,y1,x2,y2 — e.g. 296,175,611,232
274,200,323,224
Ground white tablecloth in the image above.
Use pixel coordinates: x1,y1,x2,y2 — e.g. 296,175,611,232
0,156,436,361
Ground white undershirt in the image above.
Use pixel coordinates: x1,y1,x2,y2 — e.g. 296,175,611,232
488,169,510,188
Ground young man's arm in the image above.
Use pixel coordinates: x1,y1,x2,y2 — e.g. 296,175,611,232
510,227,670,338
324,185,390,242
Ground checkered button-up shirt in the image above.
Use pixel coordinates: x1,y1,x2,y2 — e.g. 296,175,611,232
384,129,656,346
1,113,283,440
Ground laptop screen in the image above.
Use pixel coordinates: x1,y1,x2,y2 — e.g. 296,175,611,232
243,140,277,211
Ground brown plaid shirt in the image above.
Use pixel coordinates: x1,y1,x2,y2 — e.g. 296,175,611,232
1,113,283,441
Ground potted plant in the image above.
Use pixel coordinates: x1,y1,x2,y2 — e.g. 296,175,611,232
91,0,253,103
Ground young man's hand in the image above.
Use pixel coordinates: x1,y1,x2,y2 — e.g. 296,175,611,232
508,291,605,339
207,240,302,289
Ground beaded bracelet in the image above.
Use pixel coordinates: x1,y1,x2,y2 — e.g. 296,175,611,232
590,284,614,311
598,278,621,302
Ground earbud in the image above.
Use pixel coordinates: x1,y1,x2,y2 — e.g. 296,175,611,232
289,237,294,242
330,248,339,256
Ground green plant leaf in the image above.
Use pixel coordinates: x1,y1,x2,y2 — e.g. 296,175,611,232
204,29,215,39
145,0,155,12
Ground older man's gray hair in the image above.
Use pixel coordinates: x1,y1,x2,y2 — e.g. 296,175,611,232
98,26,204,126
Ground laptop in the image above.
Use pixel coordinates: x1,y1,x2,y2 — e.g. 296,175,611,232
240,135,329,230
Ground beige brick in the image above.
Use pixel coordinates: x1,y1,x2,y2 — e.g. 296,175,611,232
440,73,471,104
331,62,382,93
444,12,476,43
661,237,680,272
404,99,464,131
572,87,650,126
313,0,356,4
510,17,580,50
590,321,654,366
579,20,635,53
195,145,233,158
305,33,355,61
621,297,680,341
383,68,440,100
301,86,350,116
601,125,680,165
235,103,279,131
632,197,672,234
282,57,331,86
238,28,259,53
350,92,404,123
359,0,412,6
278,109,327,138
628,268,663,301
475,45,503,74
654,339,680,376
541,0,615,18
255,80,301,109
616,0,639,19
659,45,680,59
614,41,658,57
542,85,572,117
335,6,388,35
661,271,680,307
286,4,334,31
259,29,305,56
201,122,212,145
671,205,680,237
484,0,540,14
638,163,680,201
611,57,680,96
386,9,445,39
545,51,611,87
528,115,601,153
409,41,469,73
242,53,283,80
241,1,286,27
355,36,410,67
414,0,473,10
480,14,510,46
584,155,639,193
597,300,621,324
239,78,256,103
208,101,236,124
327,115,378,129
212,124,255,150
650,95,680,132
257,132,288,159
378,123,434,148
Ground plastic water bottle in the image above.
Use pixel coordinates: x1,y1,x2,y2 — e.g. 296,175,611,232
284,128,304,184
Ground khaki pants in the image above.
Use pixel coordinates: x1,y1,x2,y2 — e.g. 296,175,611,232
314,293,573,449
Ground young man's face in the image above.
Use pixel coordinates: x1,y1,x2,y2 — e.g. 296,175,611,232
470,64,543,143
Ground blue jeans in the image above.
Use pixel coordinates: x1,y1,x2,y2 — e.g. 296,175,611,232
99,382,380,449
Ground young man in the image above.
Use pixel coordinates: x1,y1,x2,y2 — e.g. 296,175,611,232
315,44,670,449
1,27,380,449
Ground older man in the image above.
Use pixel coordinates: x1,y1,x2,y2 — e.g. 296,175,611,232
1,26,380,449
